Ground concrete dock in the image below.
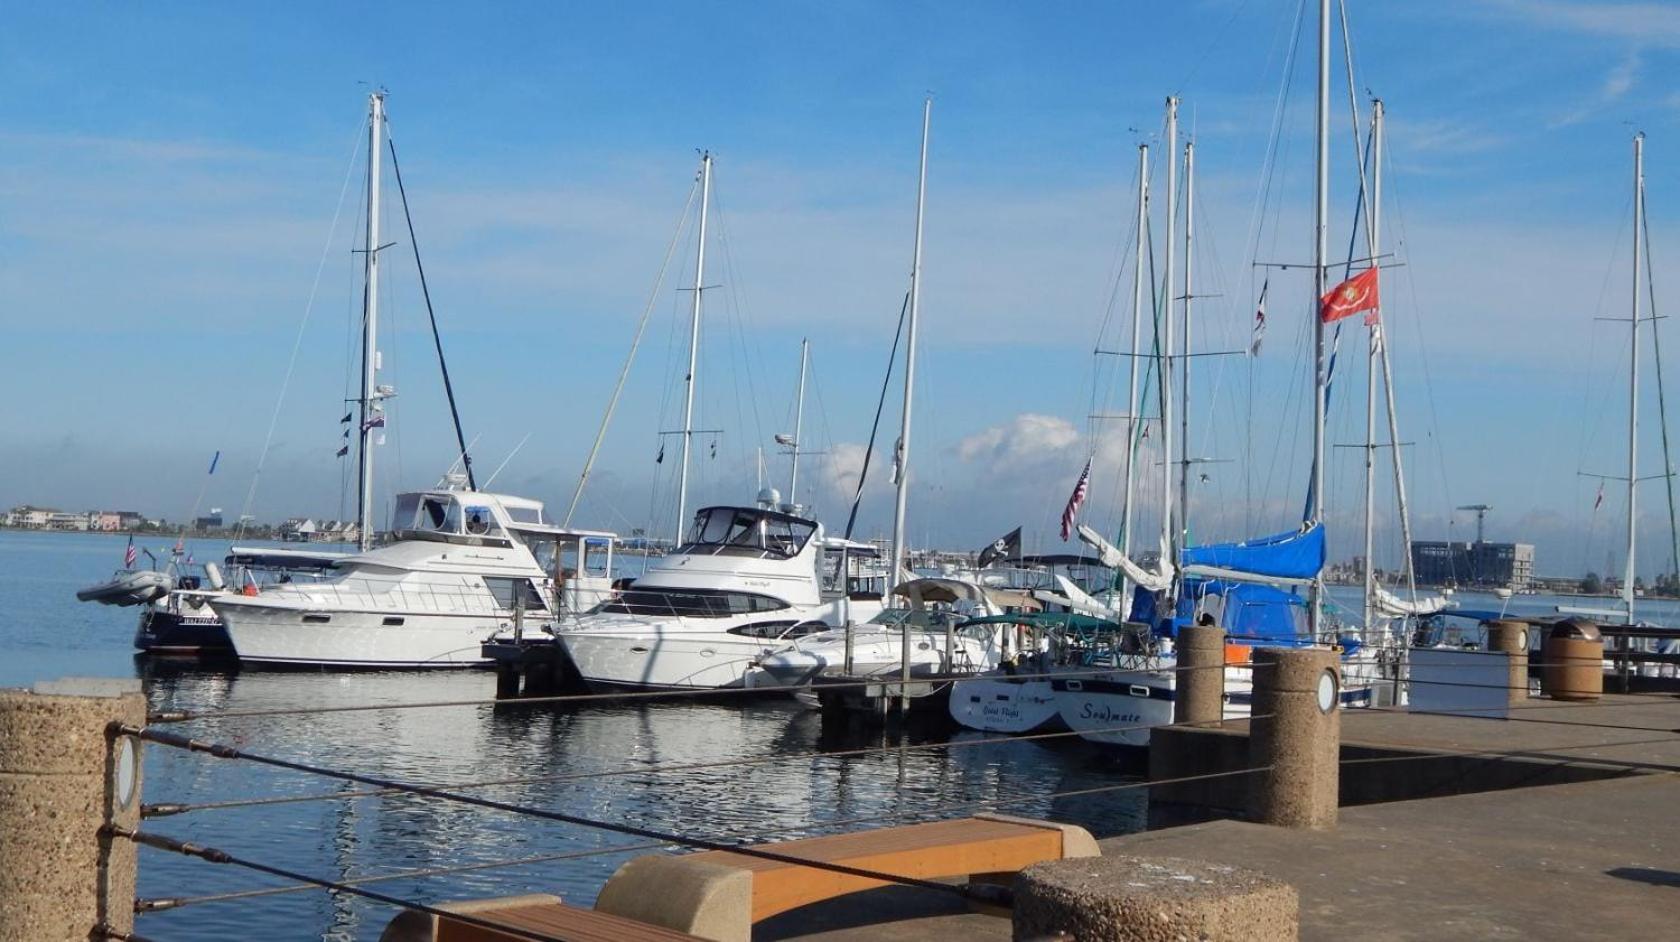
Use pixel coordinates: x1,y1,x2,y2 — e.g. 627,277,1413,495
768,695,1680,941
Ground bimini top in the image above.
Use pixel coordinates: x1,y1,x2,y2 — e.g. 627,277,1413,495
677,505,818,560
388,489,556,546
1180,523,1325,582
892,577,1043,614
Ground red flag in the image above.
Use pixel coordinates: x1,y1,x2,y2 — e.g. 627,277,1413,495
1320,268,1380,324
1060,459,1092,542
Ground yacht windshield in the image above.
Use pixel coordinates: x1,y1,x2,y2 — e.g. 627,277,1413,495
680,507,815,559
593,588,788,618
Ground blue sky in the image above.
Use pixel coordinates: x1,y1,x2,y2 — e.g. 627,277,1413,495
6,1,1680,577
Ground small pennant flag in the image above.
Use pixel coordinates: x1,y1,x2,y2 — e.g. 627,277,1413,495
124,535,137,568
1060,459,1092,542
1320,268,1380,324
340,412,353,424
361,413,386,432
1250,279,1269,356
207,450,220,475
336,445,349,458
1594,482,1605,511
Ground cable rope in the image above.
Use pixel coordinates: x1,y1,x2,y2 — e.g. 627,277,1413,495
112,826,569,942
134,841,666,912
141,711,1260,818
1639,188,1680,583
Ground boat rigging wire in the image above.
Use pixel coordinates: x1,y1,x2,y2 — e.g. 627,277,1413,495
386,133,476,490
234,116,366,541
1639,190,1680,581
843,290,910,539
563,174,701,527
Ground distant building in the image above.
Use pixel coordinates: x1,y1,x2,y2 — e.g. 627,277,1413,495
116,512,145,530
280,518,317,542
89,511,123,532
194,513,224,531
45,511,89,531
5,506,55,529
1410,540,1535,589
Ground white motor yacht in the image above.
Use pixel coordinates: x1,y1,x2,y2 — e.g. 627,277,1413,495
213,484,616,668
556,493,882,690
751,577,1035,689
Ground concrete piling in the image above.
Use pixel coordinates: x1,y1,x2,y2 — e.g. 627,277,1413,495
1174,624,1226,726
1484,620,1531,706
0,678,146,940
1247,648,1340,830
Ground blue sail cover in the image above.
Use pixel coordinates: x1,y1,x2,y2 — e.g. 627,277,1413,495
1131,578,1308,644
1178,523,1326,581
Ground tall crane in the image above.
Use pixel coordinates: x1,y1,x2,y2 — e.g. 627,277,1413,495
1457,504,1492,544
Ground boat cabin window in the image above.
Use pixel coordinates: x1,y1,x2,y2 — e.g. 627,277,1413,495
682,507,815,559
593,588,787,618
462,505,501,537
484,577,548,612
419,497,456,532
392,494,422,531
503,505,544,525
582,537,611,577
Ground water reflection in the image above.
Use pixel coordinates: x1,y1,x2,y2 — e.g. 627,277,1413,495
134,664,1140,941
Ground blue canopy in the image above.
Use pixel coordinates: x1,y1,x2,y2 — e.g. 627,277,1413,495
1178,523,1325,581
1131,578,1308,645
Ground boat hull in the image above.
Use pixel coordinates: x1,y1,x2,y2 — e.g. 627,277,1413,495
215,598,497,668
134,606,232,656
948,675,1064,734
559,626,785,690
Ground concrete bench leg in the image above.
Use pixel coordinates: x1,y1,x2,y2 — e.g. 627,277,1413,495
1012,855,1298,942
594,855,752,942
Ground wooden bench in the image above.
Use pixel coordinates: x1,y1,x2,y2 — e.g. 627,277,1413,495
379,892,704,942
593,814,1099,941
379,815,1097,942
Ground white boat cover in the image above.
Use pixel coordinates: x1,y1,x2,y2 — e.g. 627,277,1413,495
1076,524,1174,593
1374,584,1448,616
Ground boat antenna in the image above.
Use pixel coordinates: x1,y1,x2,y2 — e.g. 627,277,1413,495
481,433,532,490
386,132,476,491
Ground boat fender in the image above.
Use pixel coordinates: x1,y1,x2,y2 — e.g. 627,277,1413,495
242,583,260,597
204,562,225,591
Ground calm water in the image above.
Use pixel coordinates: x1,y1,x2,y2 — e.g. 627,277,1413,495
1,530,1140,941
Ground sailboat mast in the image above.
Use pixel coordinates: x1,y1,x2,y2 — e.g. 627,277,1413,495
1371,100,1419,608
1179,140,1195,550
888,99,931,592
675,152,712,545
1120,143,1149,569
1161,97,1179,581
1361,102,1380,632
790,337,809,508
1627,132,1644,617
356,91,385,553
1309,0,1330,635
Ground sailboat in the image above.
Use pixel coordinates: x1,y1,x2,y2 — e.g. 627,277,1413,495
1052,2,1405,745
212,92,619,669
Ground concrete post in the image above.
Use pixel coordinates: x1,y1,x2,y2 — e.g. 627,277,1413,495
1247,648,1339,830
1484,620,1530,707
1175,623,1226,726
0,678,146,940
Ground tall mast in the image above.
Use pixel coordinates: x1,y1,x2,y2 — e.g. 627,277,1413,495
1371,100,1419,609
888,98,931,592
1361,102,1380,631
1179,139,1195,550
356,91,386,553
789,337,809,507
1309,0,1330,635
1627,132,1644,617
1120,143,1149,569
1161,97,1179,582
675,152,712,545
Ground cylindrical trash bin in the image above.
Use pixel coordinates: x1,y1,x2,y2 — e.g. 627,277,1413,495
1541,618,1603,702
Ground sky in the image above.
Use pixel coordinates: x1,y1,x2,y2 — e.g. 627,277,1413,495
6,0,1680,578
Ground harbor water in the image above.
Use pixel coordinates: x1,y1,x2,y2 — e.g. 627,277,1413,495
2,530,1145,941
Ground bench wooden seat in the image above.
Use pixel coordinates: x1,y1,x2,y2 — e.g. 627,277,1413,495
594,814,1099,940
379,893,703,942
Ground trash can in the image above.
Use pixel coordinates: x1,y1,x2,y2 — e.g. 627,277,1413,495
1541,618,1603,702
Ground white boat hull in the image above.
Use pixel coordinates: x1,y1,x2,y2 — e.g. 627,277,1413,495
216,599,498,668
948,675,1063,734
559,621,790,690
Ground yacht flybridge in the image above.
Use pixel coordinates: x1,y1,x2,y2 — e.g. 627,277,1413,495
213,483,616,668
556,491,883,690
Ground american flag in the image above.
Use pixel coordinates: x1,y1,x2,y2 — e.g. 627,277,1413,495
124,535,137,569
1060,459,1092,542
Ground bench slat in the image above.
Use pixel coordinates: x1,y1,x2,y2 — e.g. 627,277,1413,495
437,902,703,942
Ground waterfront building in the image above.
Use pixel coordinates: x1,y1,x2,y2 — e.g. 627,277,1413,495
1409,540,1535,589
